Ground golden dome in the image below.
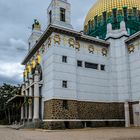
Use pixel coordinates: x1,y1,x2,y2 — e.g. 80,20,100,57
84,0,140,26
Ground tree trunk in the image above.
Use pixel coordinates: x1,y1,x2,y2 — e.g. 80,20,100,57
8,109,11,124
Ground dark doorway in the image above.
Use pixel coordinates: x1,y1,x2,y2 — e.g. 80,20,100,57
64,121,69,129
86,121,92,127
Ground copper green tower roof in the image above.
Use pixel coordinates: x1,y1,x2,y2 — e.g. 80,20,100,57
84,0,140,39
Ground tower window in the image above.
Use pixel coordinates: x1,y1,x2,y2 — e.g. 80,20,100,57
62,81,67,88
77,60,82,67
49,10,52,24
63,100,68,110
62,56,67,63
60,8,66,22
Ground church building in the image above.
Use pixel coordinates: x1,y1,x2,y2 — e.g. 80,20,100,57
21,0,140,129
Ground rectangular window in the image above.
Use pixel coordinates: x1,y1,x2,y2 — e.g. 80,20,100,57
62,56,67,63
62,81,67,88
60,8,66,22
85,62,98,69
77,60,82,67
101,65,105,71
63,100,68,110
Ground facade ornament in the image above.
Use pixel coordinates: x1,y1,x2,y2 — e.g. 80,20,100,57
128,44,135,54
48,37,52,47
102,48,108,56
63,36,67,46
88,45,94,53
41,44,45,53
31,59,36,69
75,41,80,51
54,34,61,45
36,54,41,64
68,38,75,48
27,63,33,79
27,64,32,73
23,69,28,81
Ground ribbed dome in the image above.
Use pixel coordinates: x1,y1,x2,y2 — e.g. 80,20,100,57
85,0,140,26
84,0,140,39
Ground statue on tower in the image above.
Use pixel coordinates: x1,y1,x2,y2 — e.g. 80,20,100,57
32,19,41,31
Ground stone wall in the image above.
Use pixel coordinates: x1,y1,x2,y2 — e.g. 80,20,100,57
44,100,79,119
78,101,124,119
43,99,125,129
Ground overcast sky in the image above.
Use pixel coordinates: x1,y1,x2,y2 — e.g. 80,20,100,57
0,0,95,85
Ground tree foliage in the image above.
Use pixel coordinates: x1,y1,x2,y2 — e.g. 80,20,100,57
0,83,21,124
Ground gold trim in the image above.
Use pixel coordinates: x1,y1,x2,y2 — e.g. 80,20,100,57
54,34,61,45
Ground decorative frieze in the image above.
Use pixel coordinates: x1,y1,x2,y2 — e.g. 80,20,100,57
128,44,135,54
68,38,75,48
102,48,108,56
23,33,109,80
88,45,94,54
75,41,80,51
54,34,61,45
48,37,52,47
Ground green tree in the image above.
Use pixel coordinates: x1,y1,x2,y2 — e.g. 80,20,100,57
0,83,21,124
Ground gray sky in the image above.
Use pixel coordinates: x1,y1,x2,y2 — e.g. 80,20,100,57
0,0,95,85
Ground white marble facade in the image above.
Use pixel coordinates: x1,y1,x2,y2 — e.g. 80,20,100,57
21,0,140,127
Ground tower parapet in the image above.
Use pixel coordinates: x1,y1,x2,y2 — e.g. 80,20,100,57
47,0,73,29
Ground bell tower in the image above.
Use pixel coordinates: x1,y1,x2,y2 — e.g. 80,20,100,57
28,19,42,51
47,0,73,29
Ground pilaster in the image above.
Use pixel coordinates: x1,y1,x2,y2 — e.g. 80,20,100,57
124,102,130,127
28,78,33,121
33,70,40,121
25,82,29,120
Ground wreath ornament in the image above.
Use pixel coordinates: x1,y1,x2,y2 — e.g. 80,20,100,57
128,44,135,54
54,34,61,45
102,48,108,56
68,38,75,48
88,45,94,54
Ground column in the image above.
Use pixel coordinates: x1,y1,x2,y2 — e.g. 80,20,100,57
124,102,130,127
33,70,40,121
21,106,24,121
28,78,33,121
21,84,25,121
25,82,28,121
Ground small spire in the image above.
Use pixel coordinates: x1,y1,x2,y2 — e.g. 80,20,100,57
32,19,41,31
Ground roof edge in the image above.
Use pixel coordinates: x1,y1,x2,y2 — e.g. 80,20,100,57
125,31,140,44
22,25,110,65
